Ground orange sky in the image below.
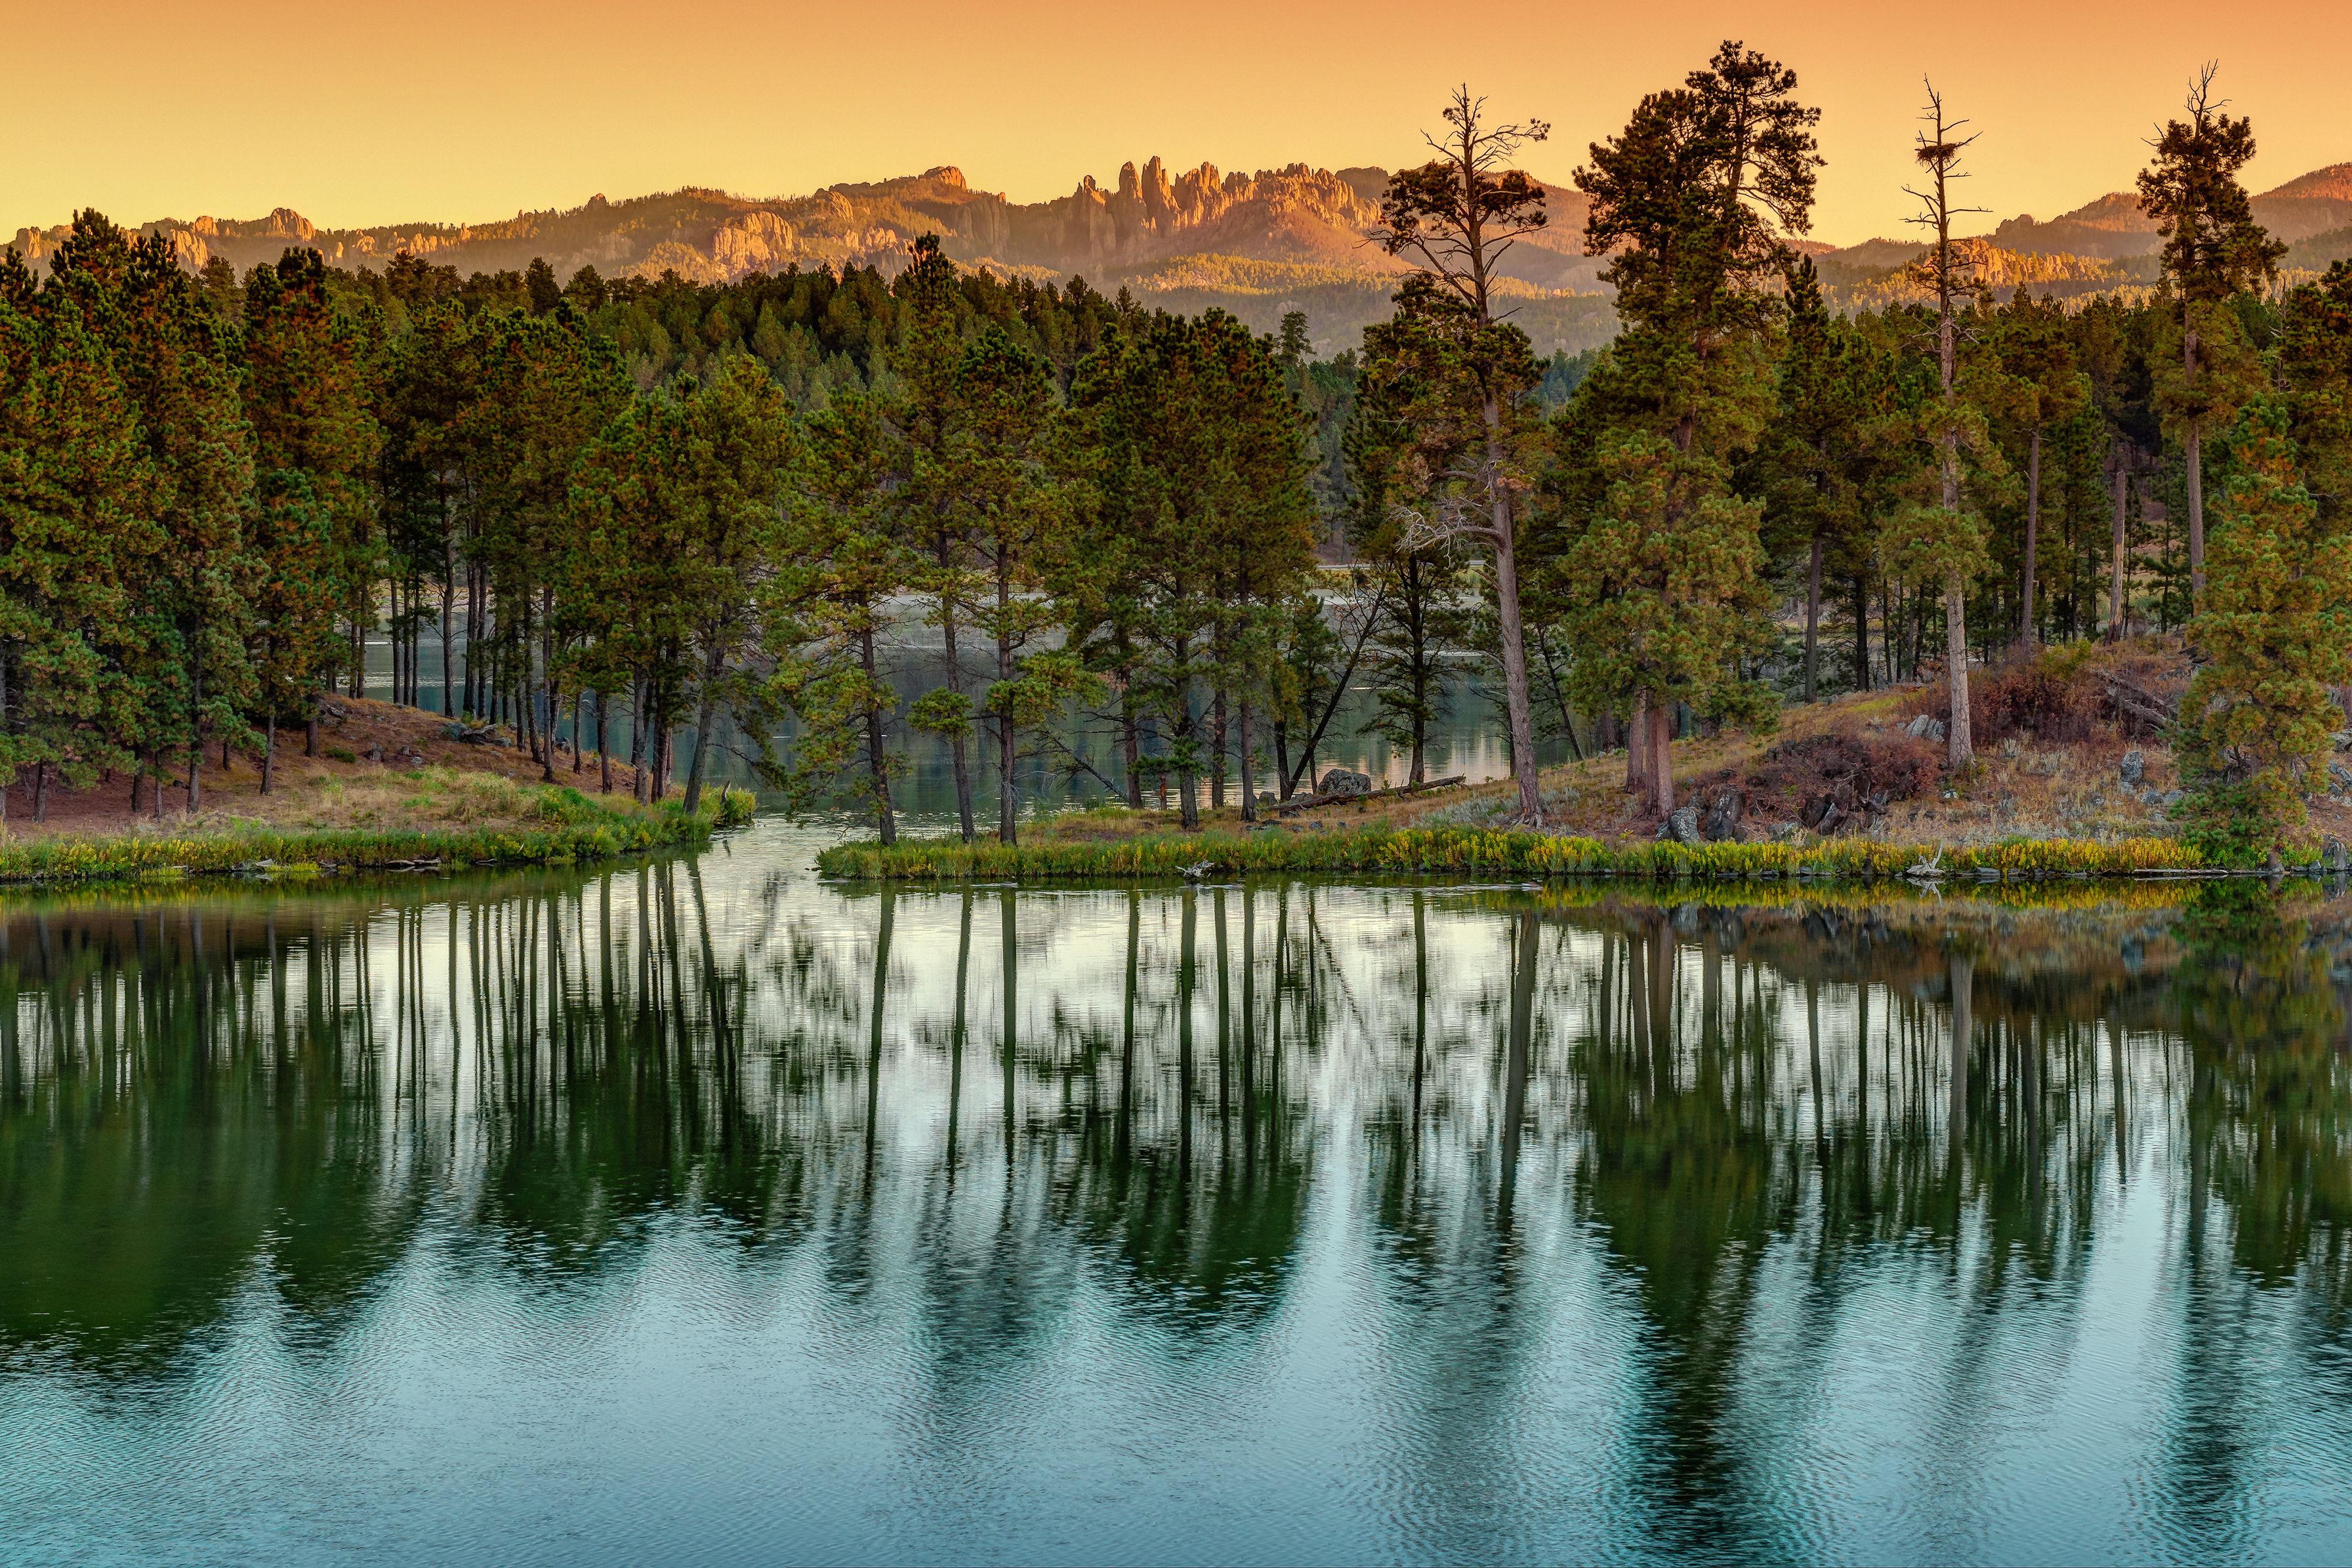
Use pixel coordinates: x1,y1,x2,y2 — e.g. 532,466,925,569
9,0,2347,248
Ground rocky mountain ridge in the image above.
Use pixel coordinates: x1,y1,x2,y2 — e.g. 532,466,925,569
9,157,2343,356
3,159,1605,293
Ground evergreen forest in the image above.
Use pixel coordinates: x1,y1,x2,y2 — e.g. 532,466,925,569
5,45,2349,856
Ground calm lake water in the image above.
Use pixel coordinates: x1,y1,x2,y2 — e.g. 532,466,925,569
5,823,2352,1565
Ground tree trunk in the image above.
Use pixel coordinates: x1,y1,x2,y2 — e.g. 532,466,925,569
598,691,612,794
2184,323,2205,609
464,570,484,716
2020,424,2042,648
1273,724,1292,800
861,624,897,846
1852,575,1871,692
1121,683,1144,810
941,588,976,843
1237,700,1256,823
2108,459,2129,642
262,710,276,794
1804,535,1823,701
996,599,1018,847
682,646,722,815
185,632,203,814
1209,688,1228,810
1488,469,1542,823
1627,696,1650,795
1405,557,1430,785
31,760,46,823
440,552,457,718
539,601,558,781
1176,637,1200,831
629,676,649,802
572,691,585,774
1537,634,1583,764
1945,573,1974,768
1649,699,1675,817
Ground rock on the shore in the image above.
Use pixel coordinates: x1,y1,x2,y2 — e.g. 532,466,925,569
1318,768,1373,797
2120,749,2146,787
1702,787,1744,842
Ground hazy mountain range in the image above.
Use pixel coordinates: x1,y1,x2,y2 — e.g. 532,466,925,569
11,158,2350,356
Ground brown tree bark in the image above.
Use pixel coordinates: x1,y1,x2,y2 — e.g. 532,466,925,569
1804,535,1823,701
2107,459,2130,641
862,624,897,846
2019,424,2042,648
2184,322,2205,609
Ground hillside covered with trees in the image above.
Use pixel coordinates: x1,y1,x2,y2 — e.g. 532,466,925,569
4,46,2349,861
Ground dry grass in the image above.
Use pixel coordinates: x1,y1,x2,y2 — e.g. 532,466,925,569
1020,639,2352,856
1,696,646,843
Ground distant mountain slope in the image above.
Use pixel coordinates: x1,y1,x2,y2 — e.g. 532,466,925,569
8,155,2342,356
1991,163,2352,257
5,158,1621,353
7,158,1613,291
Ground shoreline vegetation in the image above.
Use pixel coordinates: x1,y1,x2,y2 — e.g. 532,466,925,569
0,695,752,888
816,823,2250,884
0,787,749,887
0,789,749,887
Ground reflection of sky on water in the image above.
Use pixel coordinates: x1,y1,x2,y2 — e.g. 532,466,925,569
2,832,2349,1565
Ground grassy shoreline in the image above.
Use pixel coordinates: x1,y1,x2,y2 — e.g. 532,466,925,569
814,825,2280,884
0,785,752,888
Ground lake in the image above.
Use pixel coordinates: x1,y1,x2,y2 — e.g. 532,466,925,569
3,823,2351,1565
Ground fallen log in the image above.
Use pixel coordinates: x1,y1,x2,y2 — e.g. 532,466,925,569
1273,774,1467,815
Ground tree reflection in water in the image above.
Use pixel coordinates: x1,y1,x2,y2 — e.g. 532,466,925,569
2,859,2349,1559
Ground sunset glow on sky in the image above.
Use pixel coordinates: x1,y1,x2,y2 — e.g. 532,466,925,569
9,0,2347,246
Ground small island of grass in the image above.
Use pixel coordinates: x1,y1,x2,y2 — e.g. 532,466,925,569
1,697,750,888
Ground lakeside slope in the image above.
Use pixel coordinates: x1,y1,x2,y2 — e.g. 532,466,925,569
0,696,748,885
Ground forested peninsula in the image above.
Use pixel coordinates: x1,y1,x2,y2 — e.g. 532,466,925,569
5,45,2351,886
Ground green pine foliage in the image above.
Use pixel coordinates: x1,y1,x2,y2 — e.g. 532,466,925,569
10,56,2352,862
2175,400,2352,856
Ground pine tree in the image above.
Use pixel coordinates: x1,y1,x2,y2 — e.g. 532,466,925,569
2136,65,2288,609
890,235,984,841
243,247,382,740
778,390,908,842
1990,291,2088,647
1374,87,1554,822
1566,41,1819,808
668,357,798,814
0,237,153,819
955,329,1085,844
1899,83,1991,768
1751,260,1888,701
1555,428,1775,815
2175,399,2352,856
2273,260,2352,533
